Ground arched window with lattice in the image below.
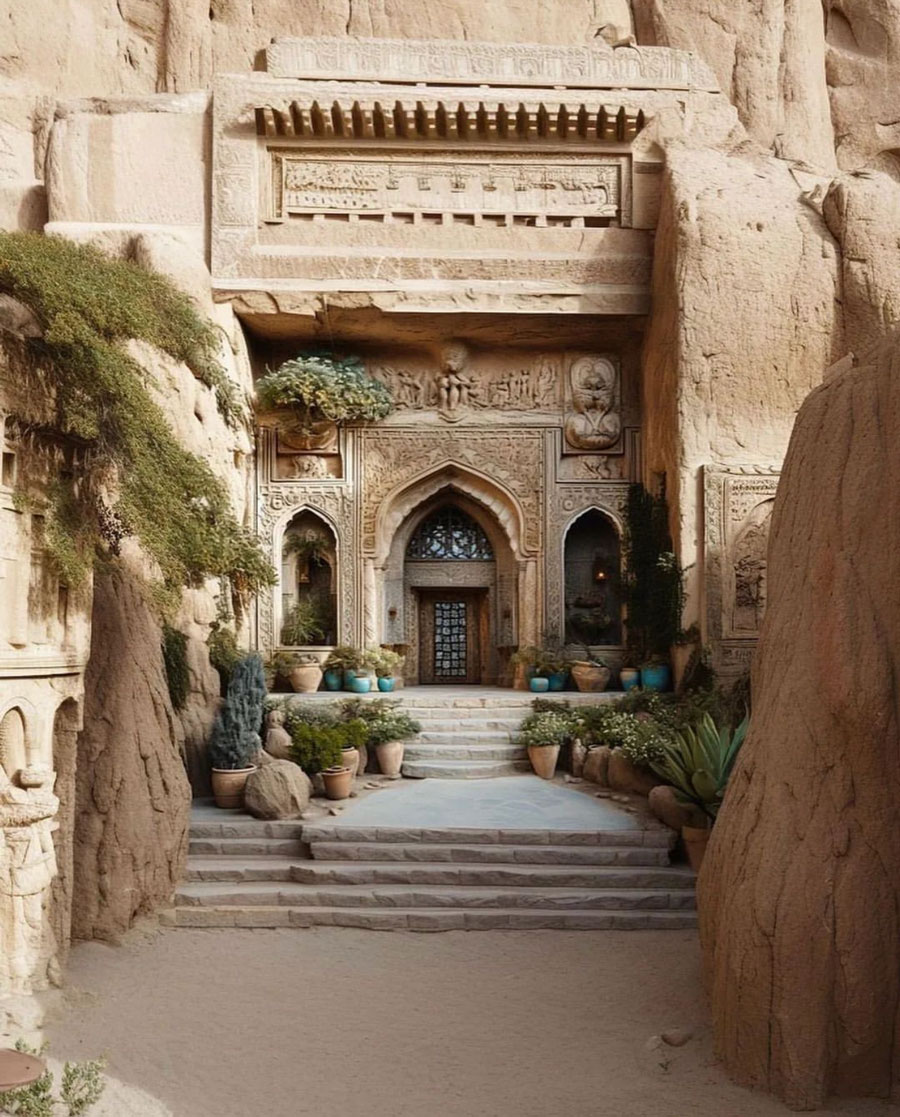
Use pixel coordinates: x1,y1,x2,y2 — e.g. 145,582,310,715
406,506,494,561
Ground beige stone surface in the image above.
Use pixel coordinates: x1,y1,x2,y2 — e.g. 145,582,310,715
72,566,191,942
607,749,663,796
648,784,692,831
583,745,611,786
699,327,900,1109
244,759,311,819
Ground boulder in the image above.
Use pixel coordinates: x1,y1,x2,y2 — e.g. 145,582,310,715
648,785,694,832
582,745,611,786
607,750,663,797
700,329,900,1109
263,709,293,760
244,760,311,820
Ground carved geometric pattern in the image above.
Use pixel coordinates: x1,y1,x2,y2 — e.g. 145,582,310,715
407,507,494,561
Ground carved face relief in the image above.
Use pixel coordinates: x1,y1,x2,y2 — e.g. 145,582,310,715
564,355,621,452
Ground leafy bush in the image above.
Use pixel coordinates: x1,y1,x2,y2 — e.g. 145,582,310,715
323,645,364,673
364,710,422,747
256,353,393,423
0,232,274,598
516,709,575,749
207,624,241,693
161,624,190,711
208,654,267,770
0,1043,105,1117
649,713,749,821
288,718,367,774
511,644,569,676
366,647,404,678
280,599,327,645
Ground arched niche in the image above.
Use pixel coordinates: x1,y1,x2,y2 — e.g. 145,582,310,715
279,509,338,646
0,706,27,784
563,508,623,647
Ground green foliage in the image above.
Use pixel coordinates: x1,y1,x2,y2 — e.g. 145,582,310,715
649,713,750,821
256,352,393,424
622,484,685,664
161,624,190,711
516,709,576,749
209,654,267,770
280,599,327,645
0,232,275,597
323,645,364,672
511,643,569,676
279,699,339,730
0,1043,105,1117
363,710,422,747
366,647,404,678
283,528,332,564
288,718,367,774
207,624,241,693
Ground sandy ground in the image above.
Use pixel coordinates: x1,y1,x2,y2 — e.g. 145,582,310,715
45,926,890,1117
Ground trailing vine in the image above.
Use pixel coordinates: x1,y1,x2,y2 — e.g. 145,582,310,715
0,232,275,599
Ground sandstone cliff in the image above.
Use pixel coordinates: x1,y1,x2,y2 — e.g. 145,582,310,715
699,328,900,1109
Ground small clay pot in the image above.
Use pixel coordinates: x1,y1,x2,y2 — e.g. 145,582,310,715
527,743,560,780
682,824,711,872
376,740,405,778
341,746,360,778
321,766,353,800
211,767,255,809
619,667,641,692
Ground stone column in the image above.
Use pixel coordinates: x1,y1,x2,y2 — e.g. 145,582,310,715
362,559,378,645
517,558,540,646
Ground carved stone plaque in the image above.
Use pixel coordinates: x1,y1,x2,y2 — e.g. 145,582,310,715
564,354,621,452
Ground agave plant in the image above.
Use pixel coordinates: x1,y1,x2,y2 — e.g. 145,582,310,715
648,713,749,822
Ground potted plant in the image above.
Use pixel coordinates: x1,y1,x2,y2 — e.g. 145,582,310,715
515,708,573,780
208,654,267,808
648,713,749,871
280,599,326,646
570,648,612,693
287,653,323,694
323,645,364,690
287,716,365,801
640,654,671,692
320,764,354,800
619,665,641,691
366,710,422,778
368,647,405,692
337,717,367,778
511,644,569,692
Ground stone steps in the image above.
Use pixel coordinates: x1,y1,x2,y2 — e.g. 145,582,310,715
165,906,697,931
189,836,306,857
402,757,530,779
404,742,525,761
176,880,696,912
308,840,671,866
412,717,525,732
302,823,673,847
416,730,515,744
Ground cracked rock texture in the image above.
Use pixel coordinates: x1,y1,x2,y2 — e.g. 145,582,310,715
71,565,191,942
698,327,900,1110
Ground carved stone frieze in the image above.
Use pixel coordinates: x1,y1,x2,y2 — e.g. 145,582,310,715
265,36,720,92
704,466,780,677
564,354,621,452
360,428,544,556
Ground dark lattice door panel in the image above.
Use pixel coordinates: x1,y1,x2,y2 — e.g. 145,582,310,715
433,600,468,679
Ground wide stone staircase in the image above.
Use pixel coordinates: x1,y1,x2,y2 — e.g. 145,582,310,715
169,806,696,931
400,693,534,778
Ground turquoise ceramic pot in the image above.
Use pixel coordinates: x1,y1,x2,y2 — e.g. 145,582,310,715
348,675,372,694
323,669,343,691
377,677,396,693
529,677,550,693
619,668,641,692
547,671,568,691
640,664,671,692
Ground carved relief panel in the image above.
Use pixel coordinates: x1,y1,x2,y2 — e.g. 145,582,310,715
704,466,780,678
563,354,622,453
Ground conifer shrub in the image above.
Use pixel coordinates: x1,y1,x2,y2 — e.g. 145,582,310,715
209,654,267,770
0,232,274,600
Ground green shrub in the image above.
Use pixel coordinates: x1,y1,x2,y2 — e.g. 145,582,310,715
335,696,399,723
364,710,421,747
256,353,393,423
280,599,327,645
516,709,575,749
208,654,266,770
207,624,241,693
649,713,749,821
0,1043,105,1117
161,624,190,711
288,718,367,774
0,232,275,598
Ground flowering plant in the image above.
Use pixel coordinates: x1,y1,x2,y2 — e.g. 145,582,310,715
256,353,393,423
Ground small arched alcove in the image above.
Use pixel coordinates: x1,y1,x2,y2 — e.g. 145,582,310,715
0,706,27,785
563,508,622,647
280,510,338,646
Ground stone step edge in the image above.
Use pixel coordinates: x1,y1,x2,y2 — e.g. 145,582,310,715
307,842,671,866
303,825,673,847
162,906,697,930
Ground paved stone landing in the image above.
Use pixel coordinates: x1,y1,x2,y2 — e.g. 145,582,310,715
171,779,695,932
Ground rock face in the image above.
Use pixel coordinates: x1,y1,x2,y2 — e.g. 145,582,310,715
699,328,900,1109
71,566,191,941
606,750,662,796
583,746,611,786
244,760,311,820
647,785,693,831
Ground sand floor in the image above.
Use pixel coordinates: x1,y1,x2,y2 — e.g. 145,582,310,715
46,926,890,1117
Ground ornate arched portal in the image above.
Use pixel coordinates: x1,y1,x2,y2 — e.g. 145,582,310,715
371,467,540,685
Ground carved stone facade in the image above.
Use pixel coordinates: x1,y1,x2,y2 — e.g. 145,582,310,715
704,466,781,679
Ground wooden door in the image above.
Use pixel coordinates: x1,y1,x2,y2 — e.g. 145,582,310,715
418,591,483,685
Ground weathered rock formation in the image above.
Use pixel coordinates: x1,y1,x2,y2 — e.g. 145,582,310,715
699,328,900,1109
72,566,191,941
244,760,311,820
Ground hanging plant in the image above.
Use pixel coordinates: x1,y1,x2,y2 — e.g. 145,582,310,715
255,352,393,425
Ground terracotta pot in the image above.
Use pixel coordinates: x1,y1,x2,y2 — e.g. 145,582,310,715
527,743,560,780
376,740,405,778
570,662,611,693
321,766,353,800
682,824,711,872
341,746,360,778
211,767,255,809
288,663,323,693
619,667,641,691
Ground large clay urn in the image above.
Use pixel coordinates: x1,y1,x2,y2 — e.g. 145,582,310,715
288,663,323,693
570,662,611,693
211,766,255,809
528,744,560,780
341,746,361,778
376,740,405,778
321,766,353,801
